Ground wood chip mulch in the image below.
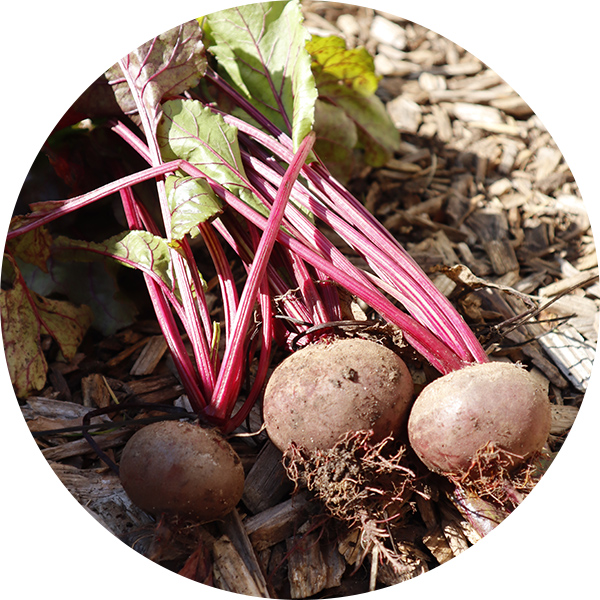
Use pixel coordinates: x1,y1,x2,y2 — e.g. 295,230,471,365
18,3,596,598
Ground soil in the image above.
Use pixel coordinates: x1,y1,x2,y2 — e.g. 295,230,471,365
10,2,596,598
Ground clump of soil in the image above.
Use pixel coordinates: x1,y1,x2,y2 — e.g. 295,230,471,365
283,430,419,575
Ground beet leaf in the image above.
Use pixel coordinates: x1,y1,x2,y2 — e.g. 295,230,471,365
308,35,400,168
18,258,138,337
203,0,317,151
165,175,223,240
1,257,93,396
5,220,52,272
158,100,264,214
105,19,207,131
53,232,177,294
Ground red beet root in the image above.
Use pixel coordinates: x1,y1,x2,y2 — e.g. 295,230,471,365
407,361,552,475
263,337,414,452
119,420,244,521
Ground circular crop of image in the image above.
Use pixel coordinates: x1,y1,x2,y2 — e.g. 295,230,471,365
2,1,597,598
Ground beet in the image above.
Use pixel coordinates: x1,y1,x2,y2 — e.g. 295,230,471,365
119,420,244,521
407,361,552,475
263,337,414,452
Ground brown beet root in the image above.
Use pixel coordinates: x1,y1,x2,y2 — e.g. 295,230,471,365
119,420,244,521
263,337,414,452
407,361,552,475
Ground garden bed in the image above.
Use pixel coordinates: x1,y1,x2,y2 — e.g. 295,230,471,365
11,2,596,597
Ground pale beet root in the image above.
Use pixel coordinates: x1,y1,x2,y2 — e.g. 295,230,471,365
407,361,551,475
263,337,414,452
119,420,244,521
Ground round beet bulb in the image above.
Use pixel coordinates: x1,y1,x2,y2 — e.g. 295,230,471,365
119,420,244,521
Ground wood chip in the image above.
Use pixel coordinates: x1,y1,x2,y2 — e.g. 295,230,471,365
429,84,514,104
422,526,454,564
370,15,406,49
533,146,563,183
415,494,437,529
451,102,503,124
489,94,533,117
418,71,447,92
336,14,360,39
322,540,346,588
538,267,599,298
428,62,482,76
373,544,429,585
483,240,520,275
106,335,150,368
51,462,151,535
81,373,112,409
374,54,419,76
125,373,184,404
387,95,422,133
488,177,513,197
213,535,270,597
243,441,294,514
449,69,502,90
574,250,597,272
24,396,101,420
287,531,328,598
338,528,361,566
441,519,470,555
469,121,527,137
431,104,453,142
218,509,271,597
41,430,131,461
245,493,312,551
551,404,579,436
129,335,168,376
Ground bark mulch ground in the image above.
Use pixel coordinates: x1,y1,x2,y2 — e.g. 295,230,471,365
16,3,596,597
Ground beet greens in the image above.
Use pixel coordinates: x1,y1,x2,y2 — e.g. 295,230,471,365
3,0,488,431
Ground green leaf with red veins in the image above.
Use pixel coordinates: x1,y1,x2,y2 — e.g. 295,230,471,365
53,231,176,293
158,99,265,215
6,218,52,272
319,82,400,167
1,276,48,397
35,294,93,361
203,0,317,152
105,19,207,130
307,35,380,97
1,270,93,397
307,35,400,167
165,174,223,240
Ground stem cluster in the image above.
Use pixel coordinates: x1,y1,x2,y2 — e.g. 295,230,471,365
7,66,488,433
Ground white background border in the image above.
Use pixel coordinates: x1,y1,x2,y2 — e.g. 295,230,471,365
2,1,598,598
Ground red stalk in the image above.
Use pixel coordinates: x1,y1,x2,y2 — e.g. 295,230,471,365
206,68,487,367
204,131,317,422
117,59,218,400
119,186,207,410
6,161,186,241
224,272,273,434
229,116,487,364
199,222,240,346
179,162,465,373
